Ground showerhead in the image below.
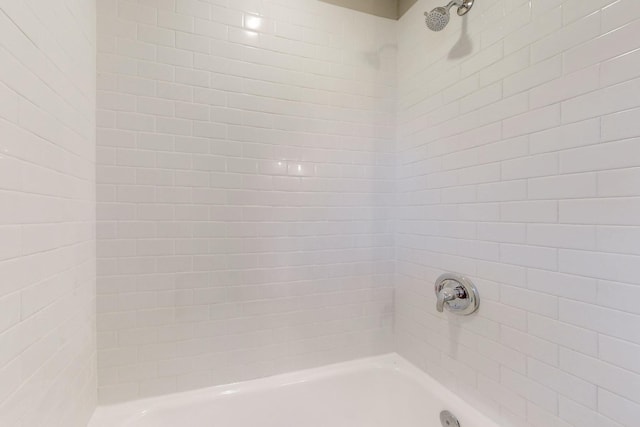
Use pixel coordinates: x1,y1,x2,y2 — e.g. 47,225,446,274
424,0,474,32
425,6,450,32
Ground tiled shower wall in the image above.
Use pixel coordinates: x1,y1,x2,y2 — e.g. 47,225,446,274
396,0,640,426
0,1,97,426
96,0,396,402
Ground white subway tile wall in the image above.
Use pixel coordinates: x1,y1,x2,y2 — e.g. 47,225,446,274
0,1,97,426
396,0,640,426
96,0,396,402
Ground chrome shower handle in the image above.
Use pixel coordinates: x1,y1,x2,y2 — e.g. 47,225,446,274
434,274,480,315
436,283,463,312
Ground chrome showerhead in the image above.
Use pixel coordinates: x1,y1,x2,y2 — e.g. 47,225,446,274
425,6,450,31
424,0,474,32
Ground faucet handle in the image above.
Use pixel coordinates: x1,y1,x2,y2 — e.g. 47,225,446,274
434,274,480,316
436,285,457,312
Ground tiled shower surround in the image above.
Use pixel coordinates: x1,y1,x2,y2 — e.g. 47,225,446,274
396,0,640,426
0,1,97,426
96,0,396,403
91,0,640,425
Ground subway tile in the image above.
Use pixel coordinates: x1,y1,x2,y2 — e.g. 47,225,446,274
479,48,531,87
500,325,558,367
598,280,640,316
528,313,598,355
528,173,597,200
87,0,640,422
564,18,640,73
560,396,624,427
530,10,601,63
0,0,97,421
478,374,527,417
500,201,558,223
596,226,640,256
559,298,640,344
561,77,640,124
598,388,640,426
529,118,600,154
158,10,194,32
138,24,175,47
602,0,640,32
118,1,157,25
601,46,640,86
529,64,600,110
478,223,527,244
501,285,558,318
500,367,558,413
560,348,640,405
602,107,640,142
562,0,616,25
503,104,561,138
560,140,640,174
504,6,562,55
560,197,640,226
528,358,597,409
598,167,640,197
503,55,562,97
501,152,558,180
526,268,597,303
95,0,398,404
599,335,640,375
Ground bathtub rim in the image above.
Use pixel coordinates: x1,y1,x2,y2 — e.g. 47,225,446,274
89,352,501,427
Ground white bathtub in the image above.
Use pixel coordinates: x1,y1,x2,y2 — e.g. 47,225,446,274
89,354,499,427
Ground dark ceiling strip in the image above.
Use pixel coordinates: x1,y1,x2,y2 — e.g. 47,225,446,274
318,0,419,20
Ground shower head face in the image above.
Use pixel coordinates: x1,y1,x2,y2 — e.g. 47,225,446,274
425,7,450,31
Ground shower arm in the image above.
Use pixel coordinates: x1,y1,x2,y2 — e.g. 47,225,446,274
446,0,474,16
444,0,462,11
